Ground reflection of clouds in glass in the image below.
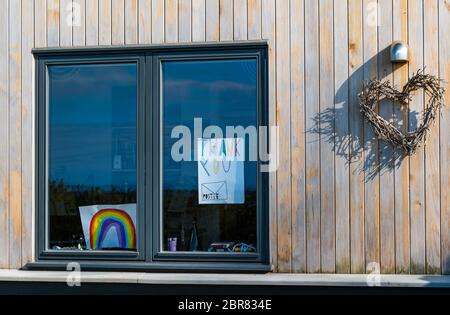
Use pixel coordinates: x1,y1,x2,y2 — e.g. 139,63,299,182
164,79,256,93
49,63,136,91
162,59,258,191
49,63,137,126
48,63,137,189
48,65,80,80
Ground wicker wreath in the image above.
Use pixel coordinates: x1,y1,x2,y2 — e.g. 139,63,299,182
358,69,445,155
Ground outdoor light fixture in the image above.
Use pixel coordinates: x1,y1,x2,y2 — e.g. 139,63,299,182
390,40,409,63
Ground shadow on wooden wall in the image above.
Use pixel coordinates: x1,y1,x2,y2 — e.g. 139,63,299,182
308,45,423,182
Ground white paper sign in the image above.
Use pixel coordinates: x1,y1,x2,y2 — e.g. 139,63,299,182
79,203,137,250
197,138,244,204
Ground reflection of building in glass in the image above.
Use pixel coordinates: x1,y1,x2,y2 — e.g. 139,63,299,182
113,126,137,171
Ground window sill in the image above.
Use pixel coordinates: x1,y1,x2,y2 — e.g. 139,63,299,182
3,269,450,288
24,261,272,274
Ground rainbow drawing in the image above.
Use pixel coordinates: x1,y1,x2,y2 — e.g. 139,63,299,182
89,208,136,250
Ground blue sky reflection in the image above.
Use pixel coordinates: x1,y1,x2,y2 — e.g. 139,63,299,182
48,63,137,190
163,58,258,191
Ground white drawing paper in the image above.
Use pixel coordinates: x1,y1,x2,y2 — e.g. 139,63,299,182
197,138,244,204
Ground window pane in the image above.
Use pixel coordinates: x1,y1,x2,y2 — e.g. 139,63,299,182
162,58,258,253
47,63,138,251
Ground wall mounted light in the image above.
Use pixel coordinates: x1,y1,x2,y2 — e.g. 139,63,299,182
390,40,409,63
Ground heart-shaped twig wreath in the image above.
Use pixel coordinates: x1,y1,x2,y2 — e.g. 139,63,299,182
358,69,445,155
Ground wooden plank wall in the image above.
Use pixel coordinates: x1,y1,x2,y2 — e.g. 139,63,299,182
0,0,449,274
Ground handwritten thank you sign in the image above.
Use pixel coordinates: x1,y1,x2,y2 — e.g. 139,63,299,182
197,138,244,204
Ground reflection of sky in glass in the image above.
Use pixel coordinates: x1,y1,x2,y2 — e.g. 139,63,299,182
48,63,137,190
163,58,257,190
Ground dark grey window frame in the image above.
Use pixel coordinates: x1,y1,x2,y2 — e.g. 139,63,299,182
31,42,270,273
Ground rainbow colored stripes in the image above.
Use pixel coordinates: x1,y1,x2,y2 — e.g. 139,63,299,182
89,208,136,249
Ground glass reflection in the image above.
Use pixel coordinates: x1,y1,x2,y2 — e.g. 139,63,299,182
162,58,258,253
48,63,137,250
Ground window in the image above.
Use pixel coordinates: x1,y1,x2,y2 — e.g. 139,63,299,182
48,63,139,252
35,43,268,271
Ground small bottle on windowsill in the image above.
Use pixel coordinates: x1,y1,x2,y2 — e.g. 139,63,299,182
189,221,199,251
180,223,185,251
